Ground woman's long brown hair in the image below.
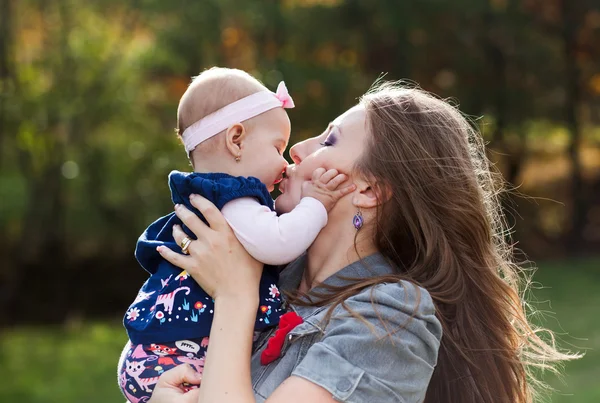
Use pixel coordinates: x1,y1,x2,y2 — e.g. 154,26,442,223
288,82,579,402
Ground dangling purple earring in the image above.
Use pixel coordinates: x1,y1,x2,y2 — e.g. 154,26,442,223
353,209,363,230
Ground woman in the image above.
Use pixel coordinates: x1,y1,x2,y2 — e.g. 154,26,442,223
150,82,576,403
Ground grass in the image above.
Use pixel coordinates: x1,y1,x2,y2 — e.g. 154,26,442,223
0,259,598,403
530,258,600,402
0,321,128,403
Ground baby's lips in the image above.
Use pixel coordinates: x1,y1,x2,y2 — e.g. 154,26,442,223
273,169,286,185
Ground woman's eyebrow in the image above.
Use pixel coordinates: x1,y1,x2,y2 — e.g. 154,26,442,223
329,123,342,136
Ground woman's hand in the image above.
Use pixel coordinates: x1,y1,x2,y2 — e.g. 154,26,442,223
157,194,262,303
148,364,201,403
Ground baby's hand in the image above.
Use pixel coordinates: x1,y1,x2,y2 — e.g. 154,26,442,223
302,168,355,212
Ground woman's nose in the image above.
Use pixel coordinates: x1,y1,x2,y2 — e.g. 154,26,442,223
289,140,306,164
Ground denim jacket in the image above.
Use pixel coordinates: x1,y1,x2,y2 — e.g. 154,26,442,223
250,253,442,403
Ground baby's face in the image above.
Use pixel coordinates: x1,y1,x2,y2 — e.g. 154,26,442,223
240,108,291,192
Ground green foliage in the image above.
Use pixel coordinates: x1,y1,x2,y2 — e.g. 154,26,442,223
2,0,599,268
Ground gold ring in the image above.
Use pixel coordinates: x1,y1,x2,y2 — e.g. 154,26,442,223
180,237,192,255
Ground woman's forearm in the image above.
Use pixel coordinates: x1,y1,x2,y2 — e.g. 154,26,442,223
198,293,259,403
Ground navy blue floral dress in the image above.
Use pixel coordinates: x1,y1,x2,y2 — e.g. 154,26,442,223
118,171,284,402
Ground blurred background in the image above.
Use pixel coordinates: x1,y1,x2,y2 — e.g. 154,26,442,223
0,0,599,401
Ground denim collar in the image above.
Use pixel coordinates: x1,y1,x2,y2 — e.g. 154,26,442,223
279,252,395,318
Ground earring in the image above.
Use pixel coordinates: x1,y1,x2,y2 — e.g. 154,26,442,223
353,208,363,230
235,155,241,162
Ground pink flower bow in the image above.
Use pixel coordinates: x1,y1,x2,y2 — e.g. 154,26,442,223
275,81,295,109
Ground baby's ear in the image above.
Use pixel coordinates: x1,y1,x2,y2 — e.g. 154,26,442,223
225,123,247,158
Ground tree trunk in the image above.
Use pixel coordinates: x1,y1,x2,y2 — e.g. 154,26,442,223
0,0,14,326
483,7,526,238
0,0,12,166
561,0,587,254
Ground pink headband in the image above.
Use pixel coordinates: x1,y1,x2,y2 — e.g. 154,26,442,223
182,81,295,154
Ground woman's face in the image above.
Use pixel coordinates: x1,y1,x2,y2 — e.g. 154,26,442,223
275,104,368,214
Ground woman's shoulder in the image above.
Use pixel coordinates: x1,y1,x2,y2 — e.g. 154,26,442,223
328,280,442,343
345,280,437,320
291,280,442,403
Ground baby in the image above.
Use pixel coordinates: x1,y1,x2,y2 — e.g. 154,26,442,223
117,67,348,402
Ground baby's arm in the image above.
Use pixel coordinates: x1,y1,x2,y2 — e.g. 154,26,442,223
221,169,353,265
221,197,327,265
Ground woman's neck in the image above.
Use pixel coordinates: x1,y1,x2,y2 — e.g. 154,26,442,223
301,220,378,292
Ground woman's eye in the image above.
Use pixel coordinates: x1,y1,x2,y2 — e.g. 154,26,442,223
319,132,337,147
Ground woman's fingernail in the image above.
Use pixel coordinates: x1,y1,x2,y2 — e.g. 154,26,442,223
174,204,180,209
190,194,197,200
156,246,163,252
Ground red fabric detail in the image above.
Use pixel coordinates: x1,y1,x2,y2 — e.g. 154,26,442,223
260,312,304,365
158,356,177,366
